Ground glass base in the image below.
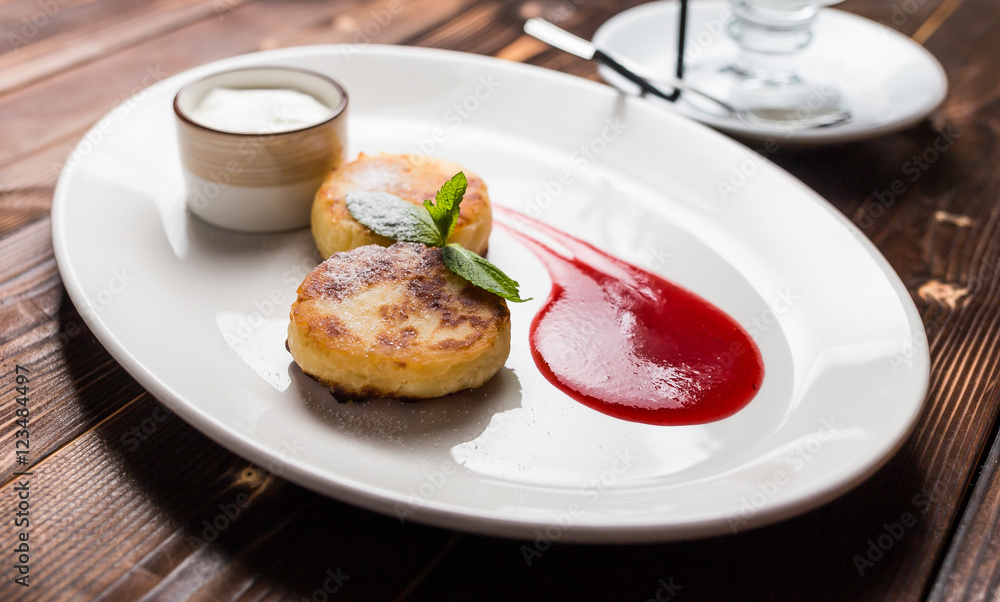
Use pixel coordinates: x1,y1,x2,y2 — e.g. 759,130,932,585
680,57,846,120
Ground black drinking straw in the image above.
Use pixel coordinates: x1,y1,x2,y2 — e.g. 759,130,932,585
592,0,688,103
668,0,688,102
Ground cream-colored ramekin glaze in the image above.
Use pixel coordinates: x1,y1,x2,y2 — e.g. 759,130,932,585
174,67,348,232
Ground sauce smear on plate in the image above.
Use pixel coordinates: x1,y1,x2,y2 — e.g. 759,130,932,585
496,208,764,426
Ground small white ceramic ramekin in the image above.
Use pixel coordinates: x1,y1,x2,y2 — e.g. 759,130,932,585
173,67,348,233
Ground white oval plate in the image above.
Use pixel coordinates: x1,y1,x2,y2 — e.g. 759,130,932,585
593,1,948,144
52,45,929,542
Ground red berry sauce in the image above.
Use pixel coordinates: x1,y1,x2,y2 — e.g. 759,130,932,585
496,208,764,426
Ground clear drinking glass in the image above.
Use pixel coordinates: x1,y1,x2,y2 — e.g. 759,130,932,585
689,0,845,121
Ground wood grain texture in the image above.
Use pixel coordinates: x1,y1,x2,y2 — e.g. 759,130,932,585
909,0,1000,598
0,393,458,600
0,217,148,487
0,0,229,94
930,426,1000,600
3,0,1000,600
838,0,949,37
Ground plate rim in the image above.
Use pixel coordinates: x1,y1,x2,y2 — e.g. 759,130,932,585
50,43,930,542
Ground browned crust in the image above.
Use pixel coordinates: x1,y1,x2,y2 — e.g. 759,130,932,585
301,369,482,403
297,369,382,402
313,151,490,241
290,242,509,364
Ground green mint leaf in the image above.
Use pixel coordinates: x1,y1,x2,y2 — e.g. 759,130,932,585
346,175,530,303
423,171,467,244
346,191,442,246
442,243,531,303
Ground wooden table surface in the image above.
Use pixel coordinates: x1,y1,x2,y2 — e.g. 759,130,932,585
2,0,1000,599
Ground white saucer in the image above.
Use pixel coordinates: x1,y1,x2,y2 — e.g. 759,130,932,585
592,0,948,144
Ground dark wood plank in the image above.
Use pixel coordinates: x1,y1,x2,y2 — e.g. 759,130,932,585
273,0,476,48
0,0,225,94
0,218,150,487
930,426,1000,600
838,0,948,37
2,0,1000,600
0,393,457,599
0,0,167,50
904,0,1000,598
0,143,72,236
0,0,355,167
0,0,484,164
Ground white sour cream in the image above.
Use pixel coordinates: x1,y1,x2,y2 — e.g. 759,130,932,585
188,87,333,134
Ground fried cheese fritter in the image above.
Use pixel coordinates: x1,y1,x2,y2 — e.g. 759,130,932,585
287,242,510,400
311,152,492,258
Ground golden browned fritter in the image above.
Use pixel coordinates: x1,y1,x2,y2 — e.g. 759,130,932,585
287,242,511,400
310,152,492,259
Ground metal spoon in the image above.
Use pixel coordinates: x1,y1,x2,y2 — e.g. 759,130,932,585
524,18,852,131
